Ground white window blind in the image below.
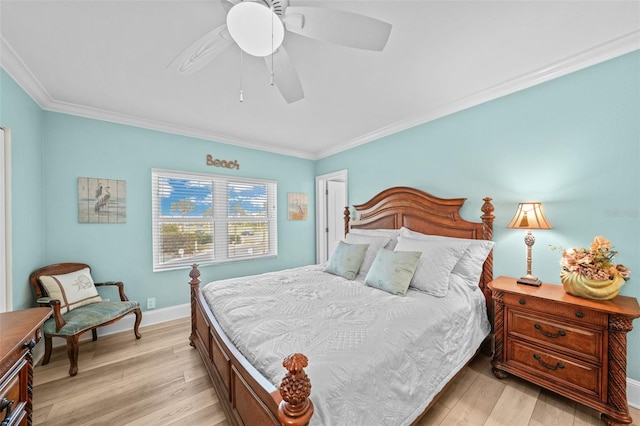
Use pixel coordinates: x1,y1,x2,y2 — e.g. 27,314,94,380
152,169,277,272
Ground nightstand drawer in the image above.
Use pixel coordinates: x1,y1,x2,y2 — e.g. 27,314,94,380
507,339,602,399
504,292,607,327
508,310,603,363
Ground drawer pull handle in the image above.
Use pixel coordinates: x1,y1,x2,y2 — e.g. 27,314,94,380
22,339,36,350
534,323,566,338
519,299,526,305
533,354,564,371
575,311,584,318
0,397,13,426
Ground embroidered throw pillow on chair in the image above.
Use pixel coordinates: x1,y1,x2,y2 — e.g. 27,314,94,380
39,268,103,313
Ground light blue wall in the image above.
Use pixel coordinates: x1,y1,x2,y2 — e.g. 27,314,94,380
316,50,640,380
2,50,639,380
40,112,316,310
0,69,46,309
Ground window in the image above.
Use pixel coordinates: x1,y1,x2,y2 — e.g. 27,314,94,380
152,169,277,271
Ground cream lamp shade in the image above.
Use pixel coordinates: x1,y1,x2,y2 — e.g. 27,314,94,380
508,202,552,286
507,202,553,230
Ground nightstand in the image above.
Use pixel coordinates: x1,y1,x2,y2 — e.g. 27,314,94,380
489,276,640,426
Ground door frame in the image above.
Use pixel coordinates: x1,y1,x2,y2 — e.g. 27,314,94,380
315,170,348,264
0,128,11,312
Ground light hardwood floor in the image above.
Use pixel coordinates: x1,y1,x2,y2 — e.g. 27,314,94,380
33,318,639,426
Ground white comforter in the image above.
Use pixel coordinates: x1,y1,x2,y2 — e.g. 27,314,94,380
201,264,491,426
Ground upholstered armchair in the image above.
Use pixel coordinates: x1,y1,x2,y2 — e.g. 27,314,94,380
29,262,142,376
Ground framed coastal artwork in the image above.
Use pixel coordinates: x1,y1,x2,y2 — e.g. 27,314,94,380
288,192,308,221
78,177,126,223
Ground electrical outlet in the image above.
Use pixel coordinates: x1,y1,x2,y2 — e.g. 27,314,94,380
147,297,156,310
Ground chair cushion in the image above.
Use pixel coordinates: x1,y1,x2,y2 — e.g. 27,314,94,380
43,300,140,336
38,268,102,313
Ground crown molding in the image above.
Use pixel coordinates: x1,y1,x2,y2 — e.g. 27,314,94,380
3,32,638,161
0,36,53,107
0,37,314,160
314,30,640,160
43,98,316,160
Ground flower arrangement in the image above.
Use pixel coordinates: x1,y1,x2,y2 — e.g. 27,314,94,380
552,236,630,281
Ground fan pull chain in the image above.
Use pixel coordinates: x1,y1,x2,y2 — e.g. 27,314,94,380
239,49,244,103
270,4,275,86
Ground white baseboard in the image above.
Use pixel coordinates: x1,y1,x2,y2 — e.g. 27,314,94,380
37,302,640,409
629,378,640,409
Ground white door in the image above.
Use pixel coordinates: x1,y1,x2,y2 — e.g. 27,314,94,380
326,180,346,259
315,170,347,264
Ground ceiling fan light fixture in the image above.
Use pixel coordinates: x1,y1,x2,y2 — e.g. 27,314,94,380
226,2,285,57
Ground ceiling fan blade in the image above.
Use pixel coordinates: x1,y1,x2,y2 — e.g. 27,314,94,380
266,47,304,103
221,0,240,14
166,24,234,75
284,6,392,51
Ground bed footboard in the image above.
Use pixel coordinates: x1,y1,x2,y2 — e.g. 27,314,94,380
188,264,314,426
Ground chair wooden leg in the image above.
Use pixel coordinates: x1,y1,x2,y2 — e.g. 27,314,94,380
92,328,98,341
133,308,142,339
66,335,80,376
42,336,53,365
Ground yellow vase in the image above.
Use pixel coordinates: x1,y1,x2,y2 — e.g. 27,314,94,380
560,270,625,301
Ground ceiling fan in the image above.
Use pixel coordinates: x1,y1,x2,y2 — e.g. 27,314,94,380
166,0,392,103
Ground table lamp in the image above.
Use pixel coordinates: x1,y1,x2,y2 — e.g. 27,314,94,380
507,202,552,286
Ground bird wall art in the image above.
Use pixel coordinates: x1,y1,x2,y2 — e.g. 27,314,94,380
77,177,126,223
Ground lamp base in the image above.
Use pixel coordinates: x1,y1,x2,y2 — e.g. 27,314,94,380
517,276,542,287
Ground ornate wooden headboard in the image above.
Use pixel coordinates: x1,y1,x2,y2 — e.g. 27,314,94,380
344,186,495,314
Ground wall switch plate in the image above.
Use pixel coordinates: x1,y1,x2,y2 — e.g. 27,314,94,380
147,297,156,310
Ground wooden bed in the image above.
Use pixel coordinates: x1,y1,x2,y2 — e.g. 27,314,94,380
188,186,495,425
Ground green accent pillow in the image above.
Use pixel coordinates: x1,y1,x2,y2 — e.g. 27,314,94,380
365,249,422,296
325,241,369,280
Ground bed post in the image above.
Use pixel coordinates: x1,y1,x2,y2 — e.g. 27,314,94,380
278,353,314,426
480,198,495,315
188,263,201,347
343,206,350,236
481,197,495,259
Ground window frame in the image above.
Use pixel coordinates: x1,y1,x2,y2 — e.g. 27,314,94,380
151,168,277,272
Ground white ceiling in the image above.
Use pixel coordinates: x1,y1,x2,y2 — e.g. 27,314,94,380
1,1,639,159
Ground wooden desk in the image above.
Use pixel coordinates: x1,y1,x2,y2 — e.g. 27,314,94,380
0,308,51,426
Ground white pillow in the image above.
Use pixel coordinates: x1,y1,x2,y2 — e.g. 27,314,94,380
394,236,470,297
349,228,400,250
38,268,103,313
399,227,495,289
344,233,391,278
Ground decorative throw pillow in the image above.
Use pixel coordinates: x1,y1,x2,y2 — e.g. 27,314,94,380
325,241,369,280
343,233,391,279
348,228,400,250
38,268,102,313
394,236,470,297
364,249,422,296
399,227,495,289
